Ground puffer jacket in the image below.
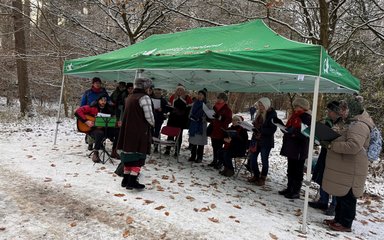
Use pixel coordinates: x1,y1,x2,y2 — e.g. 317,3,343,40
322,111,374,197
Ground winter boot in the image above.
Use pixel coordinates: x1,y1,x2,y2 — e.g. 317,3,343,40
126,175,145,190
248,175,260,183
111,148,120,159
219,167,228,175
256,175,267,186
223,168,235,177
91,150,101,163
121,174,129,188
195,145,204,163
284,180,301,199
189,145,197,162
208,159,218,167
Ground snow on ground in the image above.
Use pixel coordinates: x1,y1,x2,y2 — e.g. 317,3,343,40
0,104,383,239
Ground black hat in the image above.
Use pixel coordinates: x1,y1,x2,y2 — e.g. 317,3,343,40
347,97,364,117
327,101,340,113
97,93,108,101
126,82,133,88
92,77,102,84
198,88,207,98
217,92,228,101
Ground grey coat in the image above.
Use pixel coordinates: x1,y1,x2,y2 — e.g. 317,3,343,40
322,111,374,197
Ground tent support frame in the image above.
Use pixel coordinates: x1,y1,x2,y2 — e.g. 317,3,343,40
54,74,65,145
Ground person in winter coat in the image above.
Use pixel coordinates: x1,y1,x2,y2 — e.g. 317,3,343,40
279,97,312,199
109,81,129,159
75,93,115,163
208,92,233,169
150,88,169,153
80,77,110,106
117,78,155,190
188,88,209,163
309,100,349,215
220,115,249,177
248,97,278,186
164,84,193,157
322,97,374,232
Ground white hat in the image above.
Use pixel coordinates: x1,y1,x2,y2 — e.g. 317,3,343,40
134,78,153,89
257,97,271,109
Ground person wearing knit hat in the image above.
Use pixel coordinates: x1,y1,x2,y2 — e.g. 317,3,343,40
279,97,312,199
322,95,374,232
80,77,110,107
188,88,209,163
219,114,248,177
208,92,233,168
247,97,278,186
164,84,193,157
293,97,310,111
116,77,155,190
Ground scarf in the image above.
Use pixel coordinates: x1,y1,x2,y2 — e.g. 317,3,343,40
214,102,226,112
286,109,305,129
91,86,103,93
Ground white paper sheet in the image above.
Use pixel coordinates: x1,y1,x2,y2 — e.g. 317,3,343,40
151,98,161,109
239,121,254,131
203,103,215,119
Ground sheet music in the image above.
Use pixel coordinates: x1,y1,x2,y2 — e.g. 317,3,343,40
203,103,215,119
239,121,254,131
301,123,320,145
151,98,161,109
272,118,287,133
97,113,111,118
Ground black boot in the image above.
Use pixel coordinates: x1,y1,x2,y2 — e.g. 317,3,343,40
195,145,204,163
189,144,197,162
278,177,292,195
121,174,129,188
208,159,218,167
126,175,145,190
284,180,301,199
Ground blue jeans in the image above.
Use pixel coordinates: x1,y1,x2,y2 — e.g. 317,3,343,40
250,146,272,177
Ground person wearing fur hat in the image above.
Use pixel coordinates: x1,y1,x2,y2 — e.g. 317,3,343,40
247,97,278,186
164,84,193,157
117,77,155,190
322,97,374,232
279,97,312,199
188,88,209,163
80,77,111,107
208,92,233,168
75,93,115,163
219,115,249,177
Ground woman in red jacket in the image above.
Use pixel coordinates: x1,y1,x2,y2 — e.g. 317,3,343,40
208,92,232,169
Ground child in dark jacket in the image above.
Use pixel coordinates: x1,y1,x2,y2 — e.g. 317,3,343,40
219,115,249,177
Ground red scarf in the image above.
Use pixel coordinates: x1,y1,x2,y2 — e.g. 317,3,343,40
286,109,305,129
91,86,102,93
214,102,226,112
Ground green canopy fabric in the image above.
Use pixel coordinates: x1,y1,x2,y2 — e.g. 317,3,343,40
63,19,359,93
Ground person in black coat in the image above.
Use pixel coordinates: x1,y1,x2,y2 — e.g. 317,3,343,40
219,115,249,177
248,97,278,186
279,97,312,199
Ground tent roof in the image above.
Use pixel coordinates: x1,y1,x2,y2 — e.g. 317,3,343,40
63,19,359,93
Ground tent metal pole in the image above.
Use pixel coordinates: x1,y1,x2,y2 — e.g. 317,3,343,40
54,74,65,145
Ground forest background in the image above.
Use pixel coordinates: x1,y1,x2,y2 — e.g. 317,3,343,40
0,1,383,138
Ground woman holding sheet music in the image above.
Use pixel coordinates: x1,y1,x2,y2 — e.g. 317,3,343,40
279,97,312,199
248,97,278,186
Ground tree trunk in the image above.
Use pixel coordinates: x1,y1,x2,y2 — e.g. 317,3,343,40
12,0,33,117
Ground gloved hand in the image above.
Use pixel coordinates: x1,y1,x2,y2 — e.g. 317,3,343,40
252,128,259,133
320,140,331,149
285,126,294,134
213,113,221,120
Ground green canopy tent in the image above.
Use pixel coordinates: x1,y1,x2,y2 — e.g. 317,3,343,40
58,19,360,233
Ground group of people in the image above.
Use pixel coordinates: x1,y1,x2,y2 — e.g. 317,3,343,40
75,77,375,233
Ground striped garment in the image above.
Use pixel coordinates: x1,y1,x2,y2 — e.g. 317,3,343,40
139,95,155,127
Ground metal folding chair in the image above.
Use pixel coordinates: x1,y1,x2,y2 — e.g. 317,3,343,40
152,126,182,162
234,151,252,179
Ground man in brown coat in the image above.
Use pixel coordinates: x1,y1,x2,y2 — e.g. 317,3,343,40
322,97,374,232
117,78,155,190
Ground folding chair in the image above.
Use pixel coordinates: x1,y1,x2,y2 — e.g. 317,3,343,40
234,151,252,179
152,126,182,162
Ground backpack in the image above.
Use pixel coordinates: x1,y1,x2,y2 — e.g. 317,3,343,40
363,123,383,162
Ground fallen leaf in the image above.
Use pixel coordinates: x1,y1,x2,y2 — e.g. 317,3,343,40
193,208,199,212
269,233,278,240
51,164,56,167
294,209,302,216
157,186,165,191
360,220,369,225
155,205,165,210
0,227,5,231
69,222,77,227
186,196,195,201
122,229,130,238
100,166,106,170
162,175,169,180
199,207,210,212
143,200,154,205
229,216,236,219
152,179,160,184
44,177,52,182
114,193,126,197
164,212,170,216
233,205,242,209
208,217,219,223
210,204,216,209
171,175,176,183
159,232,167,239
64,183,72,188
126,216,134,224
235,220,240,223
27,155,33,158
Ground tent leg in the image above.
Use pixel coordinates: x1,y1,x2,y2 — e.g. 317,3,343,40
301,76,320,234
54,75,65,145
